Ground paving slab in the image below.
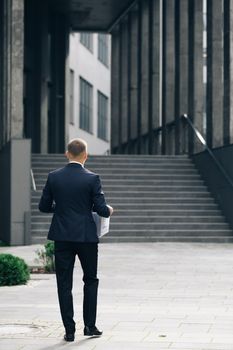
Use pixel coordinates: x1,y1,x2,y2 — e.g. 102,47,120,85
0,242,233,349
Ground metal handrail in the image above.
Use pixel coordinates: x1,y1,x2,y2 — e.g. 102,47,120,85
30,169,37,192
182,113,233,190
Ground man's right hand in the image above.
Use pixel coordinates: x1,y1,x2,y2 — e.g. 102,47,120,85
107,205,114,216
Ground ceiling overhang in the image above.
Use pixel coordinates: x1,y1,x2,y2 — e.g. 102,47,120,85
50,0,137,32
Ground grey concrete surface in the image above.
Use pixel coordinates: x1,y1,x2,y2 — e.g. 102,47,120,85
1,243,233,349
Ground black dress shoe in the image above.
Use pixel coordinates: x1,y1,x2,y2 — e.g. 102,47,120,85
64,333,75,342
84,326,103,336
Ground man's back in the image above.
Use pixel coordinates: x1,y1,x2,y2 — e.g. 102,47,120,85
39,163,110,242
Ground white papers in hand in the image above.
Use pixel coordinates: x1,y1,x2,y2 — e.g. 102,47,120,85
92,212,110,237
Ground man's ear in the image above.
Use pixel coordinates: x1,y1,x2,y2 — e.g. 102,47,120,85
65,151,69,159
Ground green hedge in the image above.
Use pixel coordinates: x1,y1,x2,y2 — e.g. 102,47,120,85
0,254,30,286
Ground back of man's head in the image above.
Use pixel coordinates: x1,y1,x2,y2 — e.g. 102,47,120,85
67,138,87,159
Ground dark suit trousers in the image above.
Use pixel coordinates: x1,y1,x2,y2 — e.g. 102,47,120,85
54,241,99,333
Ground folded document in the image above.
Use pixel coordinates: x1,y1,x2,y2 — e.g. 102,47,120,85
92,212,110,237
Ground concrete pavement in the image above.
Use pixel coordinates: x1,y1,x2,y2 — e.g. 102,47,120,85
0,243,233,349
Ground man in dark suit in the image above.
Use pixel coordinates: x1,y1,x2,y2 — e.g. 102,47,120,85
39,138,113,342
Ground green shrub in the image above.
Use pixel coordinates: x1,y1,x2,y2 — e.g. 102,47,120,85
0,254,30,286
36,241,55,272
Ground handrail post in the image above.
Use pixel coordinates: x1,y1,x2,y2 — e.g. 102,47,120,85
31,169,37,192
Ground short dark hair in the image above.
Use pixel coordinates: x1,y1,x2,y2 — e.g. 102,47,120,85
67,138,87,157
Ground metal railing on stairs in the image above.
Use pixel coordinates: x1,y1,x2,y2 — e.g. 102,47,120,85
31,168,37,192
182,114,233,191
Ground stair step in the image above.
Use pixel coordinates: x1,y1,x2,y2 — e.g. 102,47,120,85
32,168,199,175
110,223,229,229
32,154,188,159
34,184,207,190
32,199,217,207
31,215,224,223
31,154,233,243
31,228,232,236
31,236,233,244
107,229,233,236
100,236,233,243
30,220,227,230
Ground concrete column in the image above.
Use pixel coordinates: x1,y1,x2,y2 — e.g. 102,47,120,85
0,139,31,245
177,0,189,154
141,0,149,150
224,0,233,144
64,22,70,152
152,0,162,154
179,0,189,116
129,8,138,150
137,2,142,154
0,1,32,245
121,20,128,148
188,0,204,153
163,0,175,122
1,0,24,146
229,1,233,143
40,3,49,153
163,0,175,154
127,13,132,150
9,0,24,139
0,0,4,148
111,28,120,152
207,0,224,148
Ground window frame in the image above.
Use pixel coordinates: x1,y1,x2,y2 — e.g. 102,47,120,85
79,77,93,134
98,34,109,67
80,32,93,53
97,90,109,141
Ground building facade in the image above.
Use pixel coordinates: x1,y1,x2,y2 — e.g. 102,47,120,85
69,33,111,155
1,0,233,245
111,0,233,155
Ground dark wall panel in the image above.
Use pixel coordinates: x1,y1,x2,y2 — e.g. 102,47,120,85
193,144,233,230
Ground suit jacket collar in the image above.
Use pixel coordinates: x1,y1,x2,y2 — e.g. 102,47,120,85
66,162,84,168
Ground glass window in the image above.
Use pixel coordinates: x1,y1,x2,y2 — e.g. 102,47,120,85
69,69,75,125
79,77,93,133
98,34,109,67
80,33,93,52
98,91,108,141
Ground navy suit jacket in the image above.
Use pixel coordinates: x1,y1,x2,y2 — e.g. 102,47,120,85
38,163,110,242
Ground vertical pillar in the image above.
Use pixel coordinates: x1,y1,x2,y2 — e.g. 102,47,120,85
40,3,49,153
10,0,24,138
129,7,138,153
174,0,180,154
179,0,189,116
141,0,149,154
48,13,67,153
176,0,189,154
188,0,204,153
64,17,70,152
1,0,24,143
229,1,233,143
207,0,224,148
152,0,162,154
127,13,132,152
163,0,175,154
111,27,120,153
0,1,32,246
223,0,233,145
0,0,4,148
148,0,154,154
137,1,142,154
121,20,128,152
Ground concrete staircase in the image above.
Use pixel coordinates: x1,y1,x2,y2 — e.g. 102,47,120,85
31,154,233,243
